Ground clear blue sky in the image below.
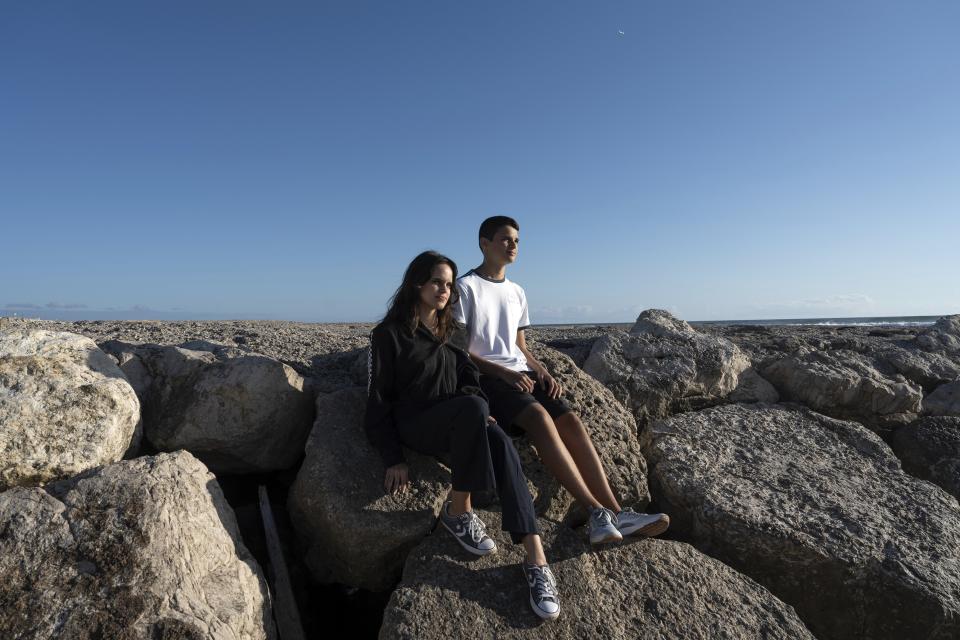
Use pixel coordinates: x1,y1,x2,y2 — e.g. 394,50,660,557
3,1,958,323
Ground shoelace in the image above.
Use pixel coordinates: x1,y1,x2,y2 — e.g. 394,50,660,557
528,565,558,601
591,507,617,527
463,513,488,544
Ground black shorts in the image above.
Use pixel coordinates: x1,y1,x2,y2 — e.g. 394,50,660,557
479,371,573,436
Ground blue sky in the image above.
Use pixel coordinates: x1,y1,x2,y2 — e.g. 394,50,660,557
2,1,958,323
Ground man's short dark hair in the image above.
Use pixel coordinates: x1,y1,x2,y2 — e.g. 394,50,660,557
479,216,519,249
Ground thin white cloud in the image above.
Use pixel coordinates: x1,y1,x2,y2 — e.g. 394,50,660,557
748,293,876,317
4,303,43,310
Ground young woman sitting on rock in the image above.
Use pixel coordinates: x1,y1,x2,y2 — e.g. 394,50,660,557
364,250,560,620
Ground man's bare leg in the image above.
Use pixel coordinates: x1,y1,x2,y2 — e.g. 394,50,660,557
553,412,621,513
513,404,603,510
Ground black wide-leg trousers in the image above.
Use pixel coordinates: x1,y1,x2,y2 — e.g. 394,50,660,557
397,394,538,544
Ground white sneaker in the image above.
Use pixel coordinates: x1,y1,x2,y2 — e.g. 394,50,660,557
616,508,670,538
588,506,623,545
523,562,560,620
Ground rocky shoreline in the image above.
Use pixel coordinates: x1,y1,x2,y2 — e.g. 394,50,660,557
2,312,959,638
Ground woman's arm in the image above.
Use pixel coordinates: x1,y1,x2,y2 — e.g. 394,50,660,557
364,326,408,490
452,345,487,400
516,329,563,399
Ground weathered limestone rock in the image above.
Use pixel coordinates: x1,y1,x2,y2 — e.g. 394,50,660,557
0,451,275,639
100,340,314,474
287,387,451,591
583,309,750,427
521,344,650,523
641,403,960,640
760,349,922,431
0,329,140,490
878,346,960,393
381,510,814,639
923,379,960,417
915,314,960,356
728,367,780,403
891,416,960,500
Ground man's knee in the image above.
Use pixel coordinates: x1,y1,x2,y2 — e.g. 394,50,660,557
515,403,554,433
553,410,584,434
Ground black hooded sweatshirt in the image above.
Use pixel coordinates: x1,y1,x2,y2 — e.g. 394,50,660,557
364,319,486,468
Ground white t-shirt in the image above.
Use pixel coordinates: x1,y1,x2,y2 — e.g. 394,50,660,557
453,269,531,372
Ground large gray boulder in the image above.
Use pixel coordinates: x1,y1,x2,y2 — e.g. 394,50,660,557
891,416,960,500
380,510,814,639
101,340,314,474
878,346,960,393
728,367,779,403
521,344,650,523
287,387,451,591
0,329,140,490
915,314,960,356
923,379,960,417
0,451,275,639
760,349,922,431
641,403,960,640
583,309,750,428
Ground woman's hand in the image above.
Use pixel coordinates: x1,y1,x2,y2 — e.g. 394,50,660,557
384,463,409,495
500,369,535,393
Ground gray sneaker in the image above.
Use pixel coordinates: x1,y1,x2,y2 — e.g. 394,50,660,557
616,507,670,538
588,506,623,545
523,562,560,620
439,501,497,556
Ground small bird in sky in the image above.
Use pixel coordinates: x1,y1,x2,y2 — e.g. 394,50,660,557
618,30,625,36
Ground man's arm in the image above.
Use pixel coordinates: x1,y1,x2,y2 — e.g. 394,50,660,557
515,329,563,399
467,351,536,393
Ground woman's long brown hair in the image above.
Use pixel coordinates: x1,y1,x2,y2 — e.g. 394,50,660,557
383,251,460,342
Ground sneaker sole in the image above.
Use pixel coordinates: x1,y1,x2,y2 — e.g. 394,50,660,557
589,531,623,545
529,594,560,620
620,515,671,538
440,519,497,556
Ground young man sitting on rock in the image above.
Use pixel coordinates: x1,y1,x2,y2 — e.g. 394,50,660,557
453,215,670,545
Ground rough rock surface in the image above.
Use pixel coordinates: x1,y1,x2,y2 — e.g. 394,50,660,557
36,318,376,391
915,315,960,356
728,367,779,403
891,416,960,500
0,451,275,639
641,403,960,640
380,510,813,639
760,349,922,431
878,346,960,393
0,328,140,490
520,343,650,523
923,379,960,417
583,310,750,427
287,387,452,591
100,340,314,474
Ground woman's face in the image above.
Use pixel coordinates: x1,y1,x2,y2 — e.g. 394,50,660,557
419,263,454,311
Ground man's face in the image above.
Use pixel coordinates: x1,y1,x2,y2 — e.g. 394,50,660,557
481,225,519,265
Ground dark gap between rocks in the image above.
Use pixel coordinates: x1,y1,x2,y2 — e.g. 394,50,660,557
216,468,393,639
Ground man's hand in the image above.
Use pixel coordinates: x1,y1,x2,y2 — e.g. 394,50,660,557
384,463,409,495
500,369,535,393
533,365,563,399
